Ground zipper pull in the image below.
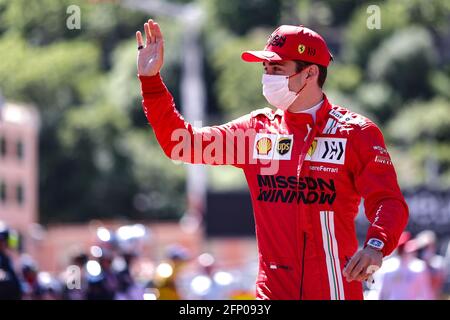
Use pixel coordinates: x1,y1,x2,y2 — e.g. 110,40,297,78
304,123,312,142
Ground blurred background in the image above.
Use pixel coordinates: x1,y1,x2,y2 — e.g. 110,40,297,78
0,0,449,300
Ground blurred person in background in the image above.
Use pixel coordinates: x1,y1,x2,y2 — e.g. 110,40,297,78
184,253,229,300
115,251,144,300
0,222,22,300
154,244,190,300
98,248,119,297
379,232,433,300
135,19,408,300
85,250,116,300
20,257,44,300
415,230,447,299
86,274,113,300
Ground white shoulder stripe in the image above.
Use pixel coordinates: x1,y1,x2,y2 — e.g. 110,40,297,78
323,118,339,135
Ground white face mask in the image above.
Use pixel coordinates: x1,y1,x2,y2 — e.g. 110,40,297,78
262,73,302,111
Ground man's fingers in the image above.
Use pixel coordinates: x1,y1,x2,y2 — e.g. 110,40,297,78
148,20,157,43
144,22,151,45
343,254,359,278
152,22,163,41
349,259,367,281
356,273,370,282
354,265,371,282
157,38,164,57
136,31,144,47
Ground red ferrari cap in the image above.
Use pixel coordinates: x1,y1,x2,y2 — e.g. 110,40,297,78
242,25,333,67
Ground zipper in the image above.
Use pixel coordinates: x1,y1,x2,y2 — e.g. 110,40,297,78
299,232,306,299
297,122,315,300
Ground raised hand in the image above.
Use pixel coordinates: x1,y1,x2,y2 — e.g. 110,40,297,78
136,19,164,76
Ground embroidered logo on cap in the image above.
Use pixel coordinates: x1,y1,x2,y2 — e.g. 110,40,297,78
298,44,306,54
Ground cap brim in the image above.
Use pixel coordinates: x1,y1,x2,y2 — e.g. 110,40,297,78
241,51,283,62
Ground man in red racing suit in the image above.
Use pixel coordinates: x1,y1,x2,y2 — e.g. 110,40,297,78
136,20,409,300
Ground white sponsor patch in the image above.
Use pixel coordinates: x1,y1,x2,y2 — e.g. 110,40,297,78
253,133,294,160
305,137,346,165
329,109,351,122
322,118,341,135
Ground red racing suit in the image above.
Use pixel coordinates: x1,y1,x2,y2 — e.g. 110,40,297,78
139,74,409,300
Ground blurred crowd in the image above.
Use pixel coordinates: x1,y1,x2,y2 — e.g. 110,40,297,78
0,221,256,300
2,219,450,300
365,230,450,300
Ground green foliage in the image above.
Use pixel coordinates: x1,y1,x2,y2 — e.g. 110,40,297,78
0,1,187,223
344,0,410,67
325,63,362,94
318,0,372,26
209,30,270,120
429,65,450,100
42,34,187,222
387,98,450,144
205,0,282,35
0,0,86,44
118,131,186,219
368,26,437,101
399,0,450,31
355,82,402,123
0,34,100,123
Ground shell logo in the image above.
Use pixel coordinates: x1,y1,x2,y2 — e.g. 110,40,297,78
256,137,273,155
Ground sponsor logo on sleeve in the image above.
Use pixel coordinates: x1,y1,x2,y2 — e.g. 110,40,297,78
329,110,366,127
375,155,392,166
373,145,389,155
305,138,346,165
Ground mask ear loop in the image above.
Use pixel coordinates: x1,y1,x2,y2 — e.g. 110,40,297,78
288,69,308,94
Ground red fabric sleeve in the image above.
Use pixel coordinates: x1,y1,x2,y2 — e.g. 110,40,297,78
139,73,254,168
350,123,409,257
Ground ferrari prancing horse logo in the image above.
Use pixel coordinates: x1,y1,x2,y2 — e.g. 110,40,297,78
307,140,317,157
298,44,306,54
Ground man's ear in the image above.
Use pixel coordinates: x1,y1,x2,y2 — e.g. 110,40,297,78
307,65,319,79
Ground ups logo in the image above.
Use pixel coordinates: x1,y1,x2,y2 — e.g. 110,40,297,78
276,138,292,155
